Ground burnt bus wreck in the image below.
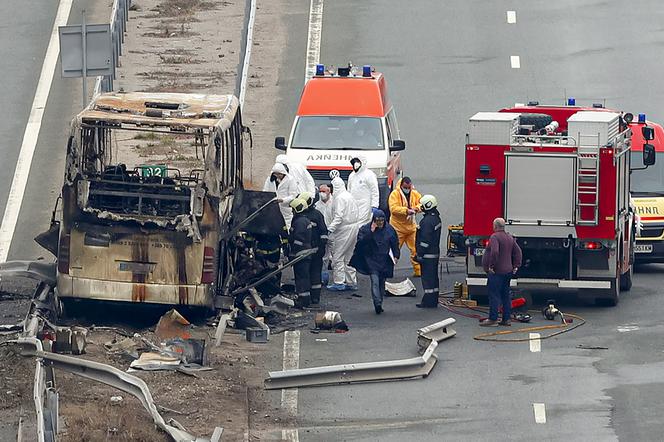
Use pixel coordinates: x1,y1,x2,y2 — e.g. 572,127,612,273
37,92,284,311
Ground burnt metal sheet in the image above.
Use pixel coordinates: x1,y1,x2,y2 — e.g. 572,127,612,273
230,189,284,236
0,261,57,286
78,92,239,131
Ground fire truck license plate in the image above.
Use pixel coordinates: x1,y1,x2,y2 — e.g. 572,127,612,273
635,244,653,253
473,249,485,256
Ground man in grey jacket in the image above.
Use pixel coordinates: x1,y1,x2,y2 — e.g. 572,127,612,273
480,218,522,327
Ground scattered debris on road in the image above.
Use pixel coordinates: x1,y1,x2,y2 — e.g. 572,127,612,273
265,318,457,389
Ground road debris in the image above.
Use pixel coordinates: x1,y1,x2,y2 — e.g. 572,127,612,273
416,318,457,354
246,327,269,343
577,344,609,350
385,278,417,297
313,311,349,332
156,309,192,341
265,318,457,389
110,395,124,406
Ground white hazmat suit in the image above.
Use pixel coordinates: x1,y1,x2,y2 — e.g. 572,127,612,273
328,177,360,287
263,154,316,194
267,163,299,228
347,154,379,223
315,190,335,267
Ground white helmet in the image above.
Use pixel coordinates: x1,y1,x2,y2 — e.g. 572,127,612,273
420,194,438,211
329,169,340,180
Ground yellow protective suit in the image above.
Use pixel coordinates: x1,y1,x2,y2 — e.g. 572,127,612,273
388,178,422,276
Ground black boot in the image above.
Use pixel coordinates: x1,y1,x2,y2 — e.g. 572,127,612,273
374,304,383,314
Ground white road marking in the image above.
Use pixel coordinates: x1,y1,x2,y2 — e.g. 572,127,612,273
507,10,517,24
281,330,300,441
510,55,521,69
304,0,324,83
0,0,74,262
533,403,546,424
617,325,639,333
529,333,541,352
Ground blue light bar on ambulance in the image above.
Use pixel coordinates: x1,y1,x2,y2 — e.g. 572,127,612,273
315,64,325,76
363,65,372,77
567,97,576,106
638,113,647,123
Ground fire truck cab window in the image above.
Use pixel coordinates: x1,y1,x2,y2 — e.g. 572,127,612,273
291,116,384,150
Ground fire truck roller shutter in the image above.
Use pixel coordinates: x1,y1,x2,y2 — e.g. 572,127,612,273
518,113,553,131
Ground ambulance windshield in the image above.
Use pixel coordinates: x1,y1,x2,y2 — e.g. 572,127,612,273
631,151,664,195
291,116,384,150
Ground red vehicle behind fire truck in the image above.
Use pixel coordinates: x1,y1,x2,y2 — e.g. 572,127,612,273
464,102,657,306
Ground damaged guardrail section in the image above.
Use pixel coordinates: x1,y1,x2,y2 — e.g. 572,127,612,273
18,337,223,442
264,318,456,389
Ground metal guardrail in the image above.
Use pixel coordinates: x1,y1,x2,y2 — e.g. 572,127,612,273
92,0,131,97
264,318,456,389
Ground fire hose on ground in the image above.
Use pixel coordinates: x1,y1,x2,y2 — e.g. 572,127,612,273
437,291,587,342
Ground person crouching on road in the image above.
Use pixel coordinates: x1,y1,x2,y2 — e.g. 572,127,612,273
289,198,313,307
298,191,328,305
480,217,522,327
326,176,361,291
415,195,442,308
388,177,422,277
350,209,400,314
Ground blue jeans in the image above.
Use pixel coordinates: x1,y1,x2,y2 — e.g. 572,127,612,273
488,273,511,322
369,273,386,308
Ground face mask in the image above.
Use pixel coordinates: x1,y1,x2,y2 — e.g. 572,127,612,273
401,187,411,195
353,162,361,172
321,193,330,202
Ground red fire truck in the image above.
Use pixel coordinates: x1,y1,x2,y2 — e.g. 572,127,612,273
464,102,657,306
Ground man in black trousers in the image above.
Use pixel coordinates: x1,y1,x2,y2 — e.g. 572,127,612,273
416,195,442,308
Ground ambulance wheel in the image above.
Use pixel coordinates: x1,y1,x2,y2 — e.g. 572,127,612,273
619,265,633,291
518,113,553,131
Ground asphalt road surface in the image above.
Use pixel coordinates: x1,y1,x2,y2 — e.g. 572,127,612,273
0,0,103,262
265,1,664,441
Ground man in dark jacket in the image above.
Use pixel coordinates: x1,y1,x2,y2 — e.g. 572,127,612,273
480,217,523,326
415,195,442,308
289,198,313,307
350,209,400,314
298,191,328,305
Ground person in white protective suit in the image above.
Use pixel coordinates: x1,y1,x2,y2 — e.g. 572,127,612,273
316,184,335,283
263,154,316,194
326,176,361,291
268,163,299,228
347,154,379,224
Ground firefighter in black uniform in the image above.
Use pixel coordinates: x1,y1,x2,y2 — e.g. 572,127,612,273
298,191,328,305
289,197,313,307
416,195,442,308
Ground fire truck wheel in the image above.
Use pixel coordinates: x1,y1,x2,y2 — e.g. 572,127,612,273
619,266,633,291
595,277,620,307
518,113,553,131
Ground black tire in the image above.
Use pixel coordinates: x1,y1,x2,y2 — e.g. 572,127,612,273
620,266,633,291
519,113,553,130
